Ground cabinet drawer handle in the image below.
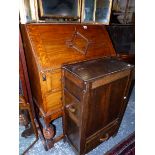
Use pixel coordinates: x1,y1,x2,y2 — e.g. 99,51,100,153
99,133,109,142
68,106,76,113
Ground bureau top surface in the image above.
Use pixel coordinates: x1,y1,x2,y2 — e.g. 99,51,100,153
63,57,134,81
24,24,116,70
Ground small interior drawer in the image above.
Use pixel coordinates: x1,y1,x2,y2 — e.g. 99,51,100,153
85,123,118,153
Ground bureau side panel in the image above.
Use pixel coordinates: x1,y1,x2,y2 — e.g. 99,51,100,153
20,25,45,112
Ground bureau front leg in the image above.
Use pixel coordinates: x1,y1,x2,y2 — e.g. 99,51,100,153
42,116,64,150
41,117,55,150
43,117,55,140
35,115,56,151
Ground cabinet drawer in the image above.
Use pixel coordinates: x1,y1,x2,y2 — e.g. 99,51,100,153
85,123,118,153
64,90,81,127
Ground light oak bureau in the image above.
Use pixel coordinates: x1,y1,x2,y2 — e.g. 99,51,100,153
21,24,116,149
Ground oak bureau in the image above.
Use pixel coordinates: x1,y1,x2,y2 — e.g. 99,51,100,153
21,24,116,149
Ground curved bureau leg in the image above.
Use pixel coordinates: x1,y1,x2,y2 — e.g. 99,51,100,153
33,102,64,150
42,117,64,150
43,124,55,140
35,119,48,151
35,118,56,151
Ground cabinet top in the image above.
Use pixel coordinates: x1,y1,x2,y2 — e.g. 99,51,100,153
63,57,134,81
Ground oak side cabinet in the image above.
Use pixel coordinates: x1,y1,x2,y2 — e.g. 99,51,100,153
62,57,134,155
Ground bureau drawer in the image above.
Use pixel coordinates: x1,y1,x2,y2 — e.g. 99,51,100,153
85,123,118,153
46,91,62,112
64,90,81,127
46,70,61,92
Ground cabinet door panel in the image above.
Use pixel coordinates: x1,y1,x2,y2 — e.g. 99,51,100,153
86,76,128,138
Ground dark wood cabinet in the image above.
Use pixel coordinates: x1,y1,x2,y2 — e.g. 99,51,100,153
62,57,134,155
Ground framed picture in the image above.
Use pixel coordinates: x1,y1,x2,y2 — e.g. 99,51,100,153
81,0,113,24
38,0,81,20
19,0,37,23
95,0,112,23
110,0,135,24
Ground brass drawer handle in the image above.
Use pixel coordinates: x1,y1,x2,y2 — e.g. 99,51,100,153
68,106,76,113
99,133,109,142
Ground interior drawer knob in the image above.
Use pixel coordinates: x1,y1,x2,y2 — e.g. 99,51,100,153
99,133,109,142
68,106,76,113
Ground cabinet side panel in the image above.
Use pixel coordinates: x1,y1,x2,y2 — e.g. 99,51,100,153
20,25,45,111
65,114,80,152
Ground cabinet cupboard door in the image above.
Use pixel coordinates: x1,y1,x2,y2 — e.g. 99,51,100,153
85,76,129,138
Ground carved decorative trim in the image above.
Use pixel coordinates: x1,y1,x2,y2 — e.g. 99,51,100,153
66,28,92,55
